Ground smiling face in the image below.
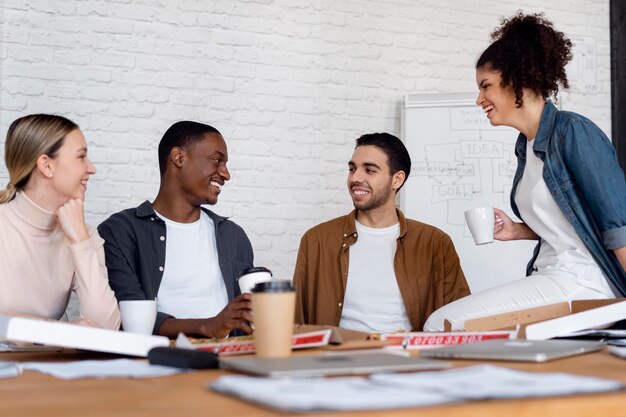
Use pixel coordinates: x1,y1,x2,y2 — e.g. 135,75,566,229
347,145,401,212
178,132,230,206
48,128,96,202
475,66,519,127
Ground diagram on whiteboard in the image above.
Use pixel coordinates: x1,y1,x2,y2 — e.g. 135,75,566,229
401,93,536,292
412,106,518,235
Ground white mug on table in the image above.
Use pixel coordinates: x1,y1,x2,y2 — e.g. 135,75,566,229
118,300,157,335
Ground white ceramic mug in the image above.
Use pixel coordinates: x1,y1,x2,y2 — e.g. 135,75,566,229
464,207,495,245
119,300,157,335
238,267,273,294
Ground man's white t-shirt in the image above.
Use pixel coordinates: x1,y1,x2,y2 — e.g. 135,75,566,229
155,210,229,318
339,220,412,333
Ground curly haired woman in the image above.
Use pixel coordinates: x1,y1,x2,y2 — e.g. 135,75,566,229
425,12,626,331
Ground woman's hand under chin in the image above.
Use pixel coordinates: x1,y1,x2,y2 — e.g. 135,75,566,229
56,198,90,244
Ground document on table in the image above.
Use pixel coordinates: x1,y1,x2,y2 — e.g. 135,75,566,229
211,364,624,412
213,375,455,411
0,361,22,379
609,346,626,359
0,341,64,353
370,365,623,400
21,359,187,380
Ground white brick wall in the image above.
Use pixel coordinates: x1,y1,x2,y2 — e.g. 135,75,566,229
0,0,611,317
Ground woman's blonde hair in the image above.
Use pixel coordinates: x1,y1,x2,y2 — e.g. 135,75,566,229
0,114,78,203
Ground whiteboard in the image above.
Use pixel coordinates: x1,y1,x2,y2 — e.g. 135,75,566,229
400,92,536,292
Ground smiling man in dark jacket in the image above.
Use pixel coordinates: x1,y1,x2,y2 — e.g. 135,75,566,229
98,121,253,338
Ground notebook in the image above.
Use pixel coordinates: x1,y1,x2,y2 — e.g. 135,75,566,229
219,352,450,377
420,339,604,362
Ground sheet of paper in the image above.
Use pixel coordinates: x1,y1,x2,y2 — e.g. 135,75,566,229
609,346,626,359
21,359,187,380
211,365,624,412
371,364,624,400
0,341,64,353
0,361,22,379
212,375,455,411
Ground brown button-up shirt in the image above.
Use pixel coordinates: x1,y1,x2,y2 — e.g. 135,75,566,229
293,209,470,331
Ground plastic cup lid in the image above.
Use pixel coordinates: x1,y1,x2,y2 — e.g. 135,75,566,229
251,280,294,293
237,266,273,279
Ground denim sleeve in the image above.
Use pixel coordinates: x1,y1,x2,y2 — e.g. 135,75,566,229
562,119,626,250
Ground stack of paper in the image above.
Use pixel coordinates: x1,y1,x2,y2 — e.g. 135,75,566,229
212,365,623,412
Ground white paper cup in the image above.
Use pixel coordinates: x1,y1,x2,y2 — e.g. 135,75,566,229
119,300,157,335
465,207,495,245
238,267,273,294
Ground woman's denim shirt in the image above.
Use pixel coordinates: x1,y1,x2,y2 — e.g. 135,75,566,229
510,101,626,296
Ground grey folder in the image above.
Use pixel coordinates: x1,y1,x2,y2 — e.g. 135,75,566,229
219,353,450,377
420,339,604,363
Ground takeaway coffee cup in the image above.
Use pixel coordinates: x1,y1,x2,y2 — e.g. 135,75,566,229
119,300,157,335
251,280,296,358
465,207,495,245
238,267,273,294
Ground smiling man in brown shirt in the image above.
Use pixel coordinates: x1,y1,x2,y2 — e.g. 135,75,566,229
293,133,470,333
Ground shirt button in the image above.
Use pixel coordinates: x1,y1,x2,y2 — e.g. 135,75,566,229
338,302,342,307
159,266,164,272
343,233,347,237
160,236,165,241
342,243,346,247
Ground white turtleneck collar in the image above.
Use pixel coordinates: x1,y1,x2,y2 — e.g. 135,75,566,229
9,192,58,232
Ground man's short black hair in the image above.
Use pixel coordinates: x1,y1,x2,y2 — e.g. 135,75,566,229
355,132,411,190
158,121,221,176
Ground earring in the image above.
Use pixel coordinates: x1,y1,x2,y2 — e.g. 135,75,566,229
49,172,53,178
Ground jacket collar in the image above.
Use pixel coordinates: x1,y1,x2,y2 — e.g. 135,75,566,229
342,208,408,241
135,200,227,225
515,101,558,158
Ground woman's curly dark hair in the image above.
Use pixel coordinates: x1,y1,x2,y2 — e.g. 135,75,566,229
476,11,573,107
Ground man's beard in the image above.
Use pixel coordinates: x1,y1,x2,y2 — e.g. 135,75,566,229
351,181,393,212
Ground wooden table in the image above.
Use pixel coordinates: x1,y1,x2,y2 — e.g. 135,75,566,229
2,348,626,417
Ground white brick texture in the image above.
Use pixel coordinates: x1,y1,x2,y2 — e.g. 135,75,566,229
0,0,612,318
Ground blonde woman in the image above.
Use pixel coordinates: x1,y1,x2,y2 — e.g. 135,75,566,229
0,114,120,329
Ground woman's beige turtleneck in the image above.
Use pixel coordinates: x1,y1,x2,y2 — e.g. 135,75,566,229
0,192,120,329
